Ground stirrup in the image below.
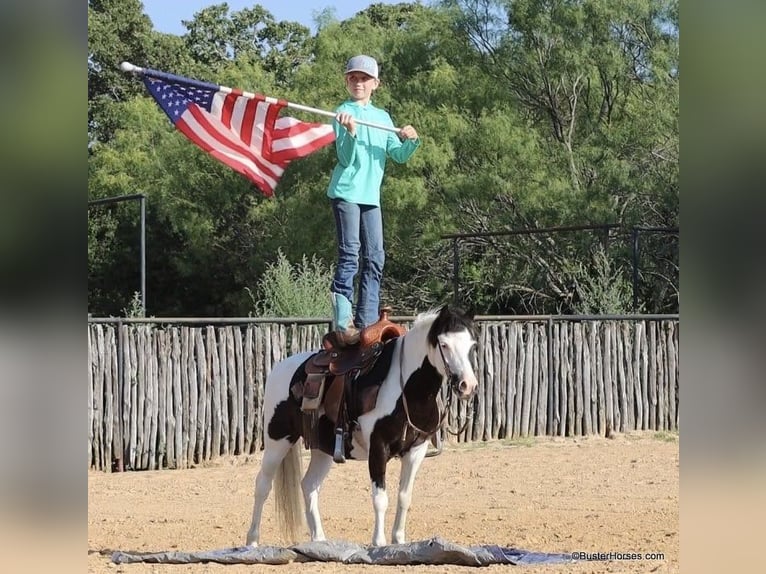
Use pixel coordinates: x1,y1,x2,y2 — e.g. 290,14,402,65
426,431,443,458
333,428,346,463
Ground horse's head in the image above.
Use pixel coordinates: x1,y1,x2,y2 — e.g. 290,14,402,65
427,305,478,399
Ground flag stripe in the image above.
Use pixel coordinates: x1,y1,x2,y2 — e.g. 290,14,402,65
238,97,257,148
220,92,235,129
177,119,279,196
250,100,269,157
177,118,276,196
260,101,283,162
190,103,285,179
271,124,335,162
182,106,283,190
188,104,284,181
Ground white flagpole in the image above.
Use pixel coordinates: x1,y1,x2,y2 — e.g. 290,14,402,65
120,62,402,134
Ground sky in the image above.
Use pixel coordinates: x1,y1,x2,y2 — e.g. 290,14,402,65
141,0,412,36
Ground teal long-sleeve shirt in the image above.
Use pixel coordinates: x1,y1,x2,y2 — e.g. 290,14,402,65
326,100,420,207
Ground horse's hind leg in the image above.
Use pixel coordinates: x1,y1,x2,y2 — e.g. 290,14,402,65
301,449,334,541
391,441,428,544
245,437,294,546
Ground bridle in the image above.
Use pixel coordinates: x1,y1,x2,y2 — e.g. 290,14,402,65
438,343,461,393
437,343,471,436
399,334,471,439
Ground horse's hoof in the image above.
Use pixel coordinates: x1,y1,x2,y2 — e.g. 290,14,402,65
333,452,346,464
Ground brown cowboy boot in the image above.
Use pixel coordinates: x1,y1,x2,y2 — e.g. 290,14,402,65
330,292,360,346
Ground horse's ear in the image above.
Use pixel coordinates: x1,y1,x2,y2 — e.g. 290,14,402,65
438,304,451,318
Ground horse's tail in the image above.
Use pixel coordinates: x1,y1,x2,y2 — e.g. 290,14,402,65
273,440,304,543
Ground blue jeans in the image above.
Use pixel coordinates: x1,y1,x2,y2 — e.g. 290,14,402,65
330,199,385,329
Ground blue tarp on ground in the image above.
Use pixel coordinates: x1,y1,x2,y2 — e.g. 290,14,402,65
112,536,573,566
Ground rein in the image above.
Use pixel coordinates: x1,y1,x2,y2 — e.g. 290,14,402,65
441,389,470,437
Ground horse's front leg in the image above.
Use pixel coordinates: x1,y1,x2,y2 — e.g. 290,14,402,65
391,441,428,544
368,442,390,546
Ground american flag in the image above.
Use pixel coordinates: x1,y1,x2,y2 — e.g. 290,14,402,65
142,69,335,197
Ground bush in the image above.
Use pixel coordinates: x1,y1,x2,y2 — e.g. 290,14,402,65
249,250,334,318
569,248,632,315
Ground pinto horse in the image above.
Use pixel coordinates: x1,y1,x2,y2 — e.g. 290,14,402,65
245,305,478,547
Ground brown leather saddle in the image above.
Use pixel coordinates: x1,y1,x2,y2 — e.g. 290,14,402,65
299,307,406,426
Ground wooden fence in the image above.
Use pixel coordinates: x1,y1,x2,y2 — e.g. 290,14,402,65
87,317,679,471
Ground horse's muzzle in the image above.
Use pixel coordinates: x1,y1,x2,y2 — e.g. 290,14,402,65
450,375,477,399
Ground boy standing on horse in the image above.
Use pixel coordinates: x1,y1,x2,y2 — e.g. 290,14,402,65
328,55,420,344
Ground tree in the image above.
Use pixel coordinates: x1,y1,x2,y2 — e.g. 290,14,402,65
88,0,678,317
431,0,678,312
182,3,313,85
88,0,155,143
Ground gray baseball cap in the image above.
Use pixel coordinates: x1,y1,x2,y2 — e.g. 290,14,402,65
345,55,379,79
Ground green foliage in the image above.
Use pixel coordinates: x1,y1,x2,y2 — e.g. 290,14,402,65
251,251,334,318
568,247,632,315
181,3,312,84
122,291,145,318
88,0,678,317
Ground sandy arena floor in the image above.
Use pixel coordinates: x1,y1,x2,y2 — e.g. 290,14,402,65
88,431,679,573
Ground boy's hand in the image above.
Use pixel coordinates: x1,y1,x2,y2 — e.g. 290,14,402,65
336,112,356,137
399,125,418,140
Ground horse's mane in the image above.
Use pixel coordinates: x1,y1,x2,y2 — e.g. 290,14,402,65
409,308,441,333
412,308,441,326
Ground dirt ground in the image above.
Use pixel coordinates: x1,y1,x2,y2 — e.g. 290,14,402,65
88,431,678,574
